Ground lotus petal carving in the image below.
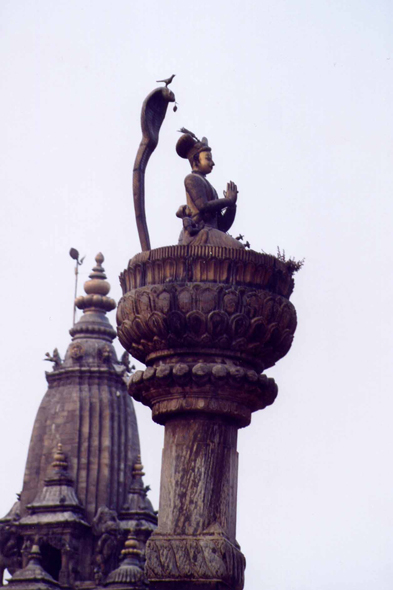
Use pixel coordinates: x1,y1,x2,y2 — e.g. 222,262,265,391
118,247,297,372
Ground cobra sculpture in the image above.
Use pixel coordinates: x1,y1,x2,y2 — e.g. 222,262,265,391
133,86,175,251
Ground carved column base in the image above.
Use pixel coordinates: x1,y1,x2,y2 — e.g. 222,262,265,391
146,533,245,590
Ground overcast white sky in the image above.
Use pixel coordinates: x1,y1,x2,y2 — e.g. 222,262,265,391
1,1,393,588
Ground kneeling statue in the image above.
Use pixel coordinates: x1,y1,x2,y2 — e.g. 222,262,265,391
176,130,244,249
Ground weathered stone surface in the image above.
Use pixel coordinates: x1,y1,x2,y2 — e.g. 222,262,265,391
158,418,238,539
21,369,138,524
119,245,295,297
146,534,245,590
0,255,157,588
105,533,147,589
7,545,60,590
118,245,298,589
117,247,297,373
129,362,277,427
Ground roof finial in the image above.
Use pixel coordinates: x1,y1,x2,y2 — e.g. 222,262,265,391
87,253,107,284
52,443,68,470
104,533,145,586
132,455,145,478
84,253,110,295
120,533,142,559
29,544,42,563
74,253,116,314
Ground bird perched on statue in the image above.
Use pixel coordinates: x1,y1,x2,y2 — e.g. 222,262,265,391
178,127,200,141
156,74,175,87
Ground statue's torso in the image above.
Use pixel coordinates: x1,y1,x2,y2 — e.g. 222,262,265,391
185,172,219,227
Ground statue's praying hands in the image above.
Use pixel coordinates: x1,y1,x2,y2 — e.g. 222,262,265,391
223,181,238,205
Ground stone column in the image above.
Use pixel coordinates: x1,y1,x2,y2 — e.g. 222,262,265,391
149,416,242,589
159,416,238,540
117,245,297,589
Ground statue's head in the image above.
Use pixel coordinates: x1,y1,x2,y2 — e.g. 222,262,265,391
176,132,215,175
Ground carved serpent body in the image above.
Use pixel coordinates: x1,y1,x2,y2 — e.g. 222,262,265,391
133,86,175,251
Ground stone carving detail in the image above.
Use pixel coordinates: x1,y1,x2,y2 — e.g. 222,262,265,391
118,247,297,429
120,246,295,297
117,281,296,371
20,537,33,567
74,293,116,312
69,323,116,339
44,349,63,370
70,343,85,360
129,362,277,426
146,535,244,590
61,539,80,587
92,507,122,584
0,530,22,582
99,345,112,364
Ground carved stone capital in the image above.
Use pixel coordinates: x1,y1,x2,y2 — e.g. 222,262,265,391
146,533,245,590
117,248,297,373
118,247,296,423
129,362,277,426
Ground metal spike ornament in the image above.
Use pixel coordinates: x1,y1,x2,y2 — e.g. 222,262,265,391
69,247,85,326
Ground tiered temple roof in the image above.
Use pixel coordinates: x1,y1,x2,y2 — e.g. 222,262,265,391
0,254,157,587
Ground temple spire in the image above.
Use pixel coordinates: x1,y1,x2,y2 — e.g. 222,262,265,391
21,443,87,521
1,253,153,587
66,253,117,362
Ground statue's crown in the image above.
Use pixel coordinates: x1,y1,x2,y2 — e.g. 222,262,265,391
176,128,210,162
